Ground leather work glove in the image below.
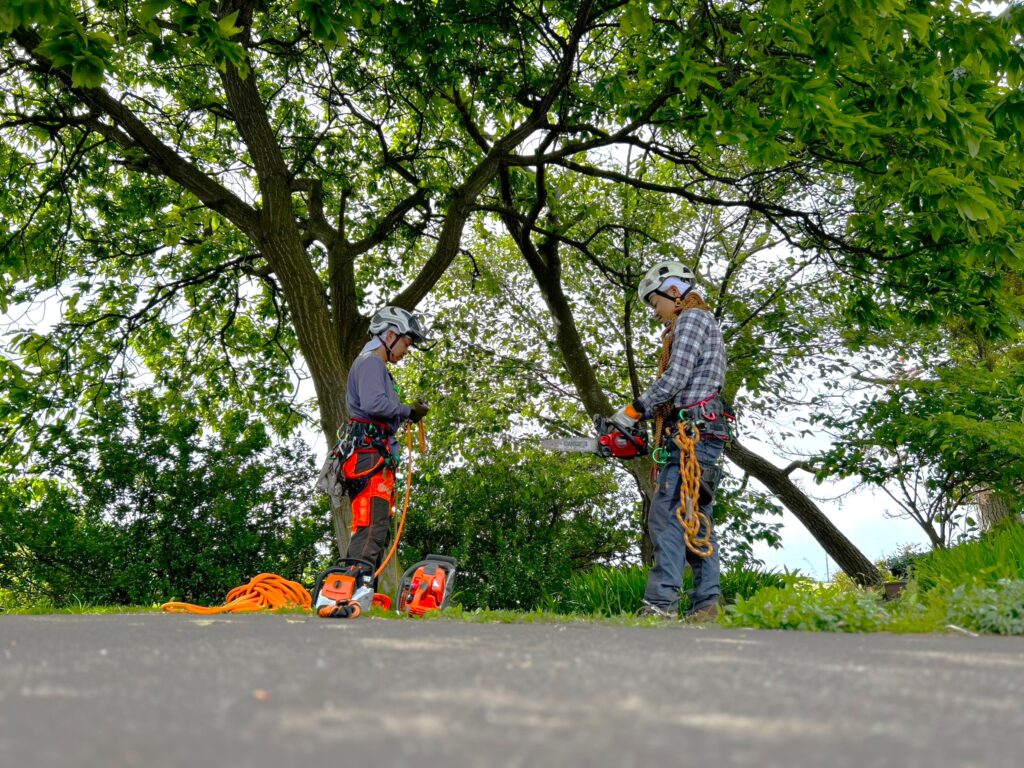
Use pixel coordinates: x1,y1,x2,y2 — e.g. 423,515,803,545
408,401,430,423
609,403,642,431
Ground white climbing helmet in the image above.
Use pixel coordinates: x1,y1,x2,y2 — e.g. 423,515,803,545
368,306,431,345
637,260,696,305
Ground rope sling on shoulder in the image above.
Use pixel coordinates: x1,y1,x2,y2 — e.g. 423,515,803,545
674,421,714,558
651,291,717,559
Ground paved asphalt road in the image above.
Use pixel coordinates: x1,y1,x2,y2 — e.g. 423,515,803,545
1,614,1022,768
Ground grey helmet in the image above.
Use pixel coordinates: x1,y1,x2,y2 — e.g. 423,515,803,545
637,260,696,305
368,306,431,345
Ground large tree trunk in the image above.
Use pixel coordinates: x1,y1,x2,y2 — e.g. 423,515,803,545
976,489,1016,532
726,440,883,586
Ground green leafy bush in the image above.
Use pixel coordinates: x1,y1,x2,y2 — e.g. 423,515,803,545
726,577,890,632
0,393,330,608
945,579,1024,635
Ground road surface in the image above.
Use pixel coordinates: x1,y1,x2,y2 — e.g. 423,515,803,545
1,614,1021,767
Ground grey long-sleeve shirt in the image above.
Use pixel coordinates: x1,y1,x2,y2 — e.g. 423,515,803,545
345,352,411,435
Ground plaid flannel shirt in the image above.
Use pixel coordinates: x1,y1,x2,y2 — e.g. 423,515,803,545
634,308,727,417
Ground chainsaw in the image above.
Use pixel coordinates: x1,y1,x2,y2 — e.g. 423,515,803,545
312,558,392,618
539,415,649,460
396,554,458,617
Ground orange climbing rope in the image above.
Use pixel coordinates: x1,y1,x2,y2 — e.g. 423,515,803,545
673,421,714,558
373,420,426,580
160,573,312,615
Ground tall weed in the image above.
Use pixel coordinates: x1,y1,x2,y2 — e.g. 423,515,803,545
912,522,1024,591
544,563,789,617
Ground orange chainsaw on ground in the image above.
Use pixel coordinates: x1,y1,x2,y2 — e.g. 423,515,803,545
313,554,458,619
312,558,391,618
396,555,458,617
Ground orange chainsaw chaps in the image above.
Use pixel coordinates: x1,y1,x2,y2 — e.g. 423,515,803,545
349,467,395,532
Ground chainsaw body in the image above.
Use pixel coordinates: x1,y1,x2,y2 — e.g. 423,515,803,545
539,416,648,460
313,558,385,619
397,554,457,617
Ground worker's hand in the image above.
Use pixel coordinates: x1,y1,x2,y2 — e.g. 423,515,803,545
408,401,430,423
610,403,642,431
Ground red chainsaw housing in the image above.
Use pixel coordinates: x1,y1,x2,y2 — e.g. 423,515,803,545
399,563,448,617
599,431,646,459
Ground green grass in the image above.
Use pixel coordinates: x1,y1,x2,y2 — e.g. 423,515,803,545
8,524,1024,634
911,521,1024,591
541,563,791,618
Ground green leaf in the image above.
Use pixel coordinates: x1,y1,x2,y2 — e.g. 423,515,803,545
217,10,241,38
138,0,174,25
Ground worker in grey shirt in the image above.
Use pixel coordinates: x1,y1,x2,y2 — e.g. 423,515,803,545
340,306,430,569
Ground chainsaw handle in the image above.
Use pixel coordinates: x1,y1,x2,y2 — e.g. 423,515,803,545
424,554,458,568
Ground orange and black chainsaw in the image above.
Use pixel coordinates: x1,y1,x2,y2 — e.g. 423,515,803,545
312,558,392,618
396,555,458,617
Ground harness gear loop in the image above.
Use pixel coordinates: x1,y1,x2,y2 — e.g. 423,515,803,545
160,573,312,614
673,422,714,559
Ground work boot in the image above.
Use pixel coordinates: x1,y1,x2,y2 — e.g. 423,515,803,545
636,600,676,620
684,603,720,624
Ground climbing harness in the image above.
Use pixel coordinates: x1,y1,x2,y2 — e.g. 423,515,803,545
160,573,312,614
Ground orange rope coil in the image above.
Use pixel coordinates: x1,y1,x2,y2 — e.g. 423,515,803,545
160,573,312,615
674,423,714,558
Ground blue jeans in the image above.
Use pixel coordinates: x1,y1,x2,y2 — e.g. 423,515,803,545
643,437,726,614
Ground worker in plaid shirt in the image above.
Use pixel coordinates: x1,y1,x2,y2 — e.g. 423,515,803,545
611,260,731,622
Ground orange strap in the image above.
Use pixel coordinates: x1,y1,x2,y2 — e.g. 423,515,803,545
160,573,312,614
374,420,426,579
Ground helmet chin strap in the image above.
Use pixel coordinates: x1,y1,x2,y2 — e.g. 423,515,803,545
382,334,400,362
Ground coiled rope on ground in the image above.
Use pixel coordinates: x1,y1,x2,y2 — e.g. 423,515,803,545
160,573,312,615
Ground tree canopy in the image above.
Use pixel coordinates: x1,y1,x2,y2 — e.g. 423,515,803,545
3,1,1023,589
